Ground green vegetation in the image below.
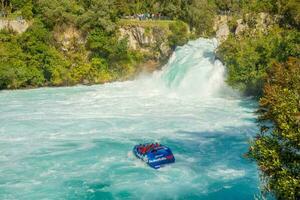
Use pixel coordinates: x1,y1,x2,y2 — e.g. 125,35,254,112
217,0,300,96
248,58,300,200
118,19,189,50
167,21,189,49
215,1,300,199
218,28,299,96
118,19,174,29
115,0,216,35
0,0,192,89
0,0,223,90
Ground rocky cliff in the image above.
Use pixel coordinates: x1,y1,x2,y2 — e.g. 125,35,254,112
118,20,176,72
0,19,30,33
214,13,278,44
214,15,230,44
1,18,186,76
52,25,86,53
53,20,178,73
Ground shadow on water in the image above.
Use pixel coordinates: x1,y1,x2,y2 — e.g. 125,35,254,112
238,97,258,110
202,51,216,64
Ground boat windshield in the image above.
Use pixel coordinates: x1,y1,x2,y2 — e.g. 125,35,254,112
151,147,168,154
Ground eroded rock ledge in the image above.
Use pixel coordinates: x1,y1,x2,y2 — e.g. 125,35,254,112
0,19,30,33
118,20,177,72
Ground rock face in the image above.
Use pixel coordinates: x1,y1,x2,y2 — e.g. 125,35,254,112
214,13,278,44
119,24,172,71
120,26,153,49
254,12,276,33
235,19,248,35
53,25,85,52
214,15,230,44
216,23,230,44
0,17,176,73
0,19,30,33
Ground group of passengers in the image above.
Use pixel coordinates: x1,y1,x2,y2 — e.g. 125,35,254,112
124,13,168,21
138,143,160,154
136,13,161,20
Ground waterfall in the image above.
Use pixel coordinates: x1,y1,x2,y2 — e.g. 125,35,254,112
153,38,226,98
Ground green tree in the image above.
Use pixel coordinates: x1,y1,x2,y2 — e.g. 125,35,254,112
21,1,33,19
248,58,300,200
168,20,189,49
281,0,300,28
218,27,300,96
77,0,116,32
181,0,216,36
0,29,43,89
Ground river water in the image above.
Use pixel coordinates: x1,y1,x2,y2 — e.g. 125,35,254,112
0,38,259,199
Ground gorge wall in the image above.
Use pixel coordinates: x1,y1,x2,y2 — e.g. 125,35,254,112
0,19,30,33
0,19,180,74
214,13,278,44
0,18,190,89
118,20,177,72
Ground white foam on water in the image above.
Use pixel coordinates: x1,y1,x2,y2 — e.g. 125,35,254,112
207,167,246,180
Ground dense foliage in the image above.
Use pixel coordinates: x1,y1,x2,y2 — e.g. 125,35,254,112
217,0,299,91
218,28,300,96
215,1,300,199
248,58,300,200
217,0,299,96
0,0,194,89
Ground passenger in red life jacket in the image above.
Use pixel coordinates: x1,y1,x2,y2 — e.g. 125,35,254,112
141,144,150,154
143,144,153,154
144,144,151,153
140,145,147,154
149,143,155,152
138,146,143,153
139,143,160,154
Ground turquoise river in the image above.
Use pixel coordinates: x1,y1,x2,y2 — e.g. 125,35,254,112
0,38,260,199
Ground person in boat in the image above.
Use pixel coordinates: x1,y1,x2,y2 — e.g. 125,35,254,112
137,144,143,153
141,144,151,154
139,143,159,154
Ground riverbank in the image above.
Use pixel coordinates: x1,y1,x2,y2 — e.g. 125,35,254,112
0,18,189,90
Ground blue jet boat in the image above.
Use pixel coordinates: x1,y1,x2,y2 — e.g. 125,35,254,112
133,143,175,169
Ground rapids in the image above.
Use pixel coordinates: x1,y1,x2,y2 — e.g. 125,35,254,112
0,38,259,199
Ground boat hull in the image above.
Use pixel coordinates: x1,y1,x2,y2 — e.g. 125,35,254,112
133,144,175,169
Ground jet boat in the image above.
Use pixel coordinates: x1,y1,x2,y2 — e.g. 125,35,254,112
133,143,175,169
